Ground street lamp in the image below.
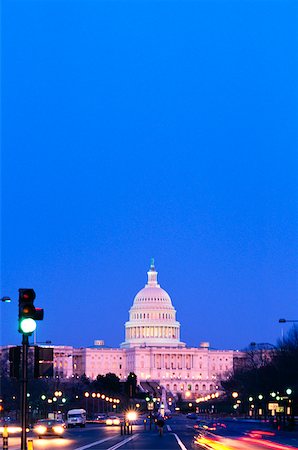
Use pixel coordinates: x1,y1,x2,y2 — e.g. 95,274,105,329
279,319,298,323
278,319,298,342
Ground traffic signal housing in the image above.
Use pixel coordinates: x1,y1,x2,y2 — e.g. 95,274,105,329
34,346,54,378
9,346,21,378
18,288,44,334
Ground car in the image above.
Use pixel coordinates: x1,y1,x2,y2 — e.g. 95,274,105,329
95,414,107,424
0,421,22,435
33,419,66,438
106,416,121,426
67,408,86,428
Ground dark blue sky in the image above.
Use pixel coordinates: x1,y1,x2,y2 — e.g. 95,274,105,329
1,0,297,350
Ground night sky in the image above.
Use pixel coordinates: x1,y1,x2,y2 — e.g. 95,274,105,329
1,0,297,351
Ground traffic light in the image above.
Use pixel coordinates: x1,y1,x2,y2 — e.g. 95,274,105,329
34,346,54,378
9,346,21,378
18,288,44,334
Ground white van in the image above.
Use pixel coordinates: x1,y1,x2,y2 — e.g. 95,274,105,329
67,409,86,428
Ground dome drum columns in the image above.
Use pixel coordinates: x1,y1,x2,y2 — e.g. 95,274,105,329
126,325,180,340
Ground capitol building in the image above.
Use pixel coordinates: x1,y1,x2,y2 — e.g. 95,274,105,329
50,261,244,399
1,261,244,399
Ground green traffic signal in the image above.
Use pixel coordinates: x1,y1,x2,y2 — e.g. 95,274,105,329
19,317,37,334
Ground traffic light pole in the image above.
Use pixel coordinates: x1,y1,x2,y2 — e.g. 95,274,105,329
21,334,29,450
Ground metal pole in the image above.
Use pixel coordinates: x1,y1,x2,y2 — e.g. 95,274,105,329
21,334,29,450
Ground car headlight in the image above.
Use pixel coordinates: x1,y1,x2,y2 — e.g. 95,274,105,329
126,411,137,422
0,426,22,434
35,425,47,434
113,419,120,425
106,419,113,425
53,425,64,434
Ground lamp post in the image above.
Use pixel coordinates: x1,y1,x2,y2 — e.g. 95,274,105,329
84,392,89,414
258,394,264,419
278,319,298,323
278,319,298,342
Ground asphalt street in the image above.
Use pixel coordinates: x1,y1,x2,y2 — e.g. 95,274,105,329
4,415,298,450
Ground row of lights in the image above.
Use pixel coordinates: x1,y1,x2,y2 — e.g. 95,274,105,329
232,389,293,410
195,392,220,403
40,395,67,404
84,392,120,404
232,389,292,402
40,391,66,404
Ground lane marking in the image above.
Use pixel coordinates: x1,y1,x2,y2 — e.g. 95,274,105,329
173,433,188,450
167,425,172,431
74,435,116,450
107,434,139,450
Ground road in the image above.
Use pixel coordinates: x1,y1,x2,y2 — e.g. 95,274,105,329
4,415,298,449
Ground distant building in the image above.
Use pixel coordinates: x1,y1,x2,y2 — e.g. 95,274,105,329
1,261,247,399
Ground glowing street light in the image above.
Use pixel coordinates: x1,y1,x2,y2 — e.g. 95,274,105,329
126,411,137,422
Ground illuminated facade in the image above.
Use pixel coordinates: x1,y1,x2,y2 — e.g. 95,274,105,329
60,261,239,398
1,262,245,399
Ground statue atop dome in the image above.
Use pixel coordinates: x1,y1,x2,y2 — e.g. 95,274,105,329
150,257,155,270
147,259,159,288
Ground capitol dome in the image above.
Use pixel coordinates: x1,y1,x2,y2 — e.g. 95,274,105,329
121,260,185,348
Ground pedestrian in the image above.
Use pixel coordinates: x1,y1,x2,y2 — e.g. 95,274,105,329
156,416,165,437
